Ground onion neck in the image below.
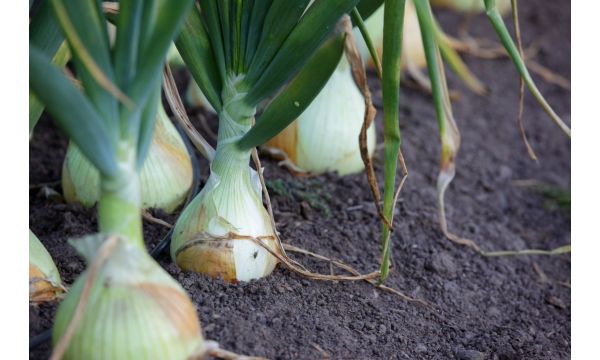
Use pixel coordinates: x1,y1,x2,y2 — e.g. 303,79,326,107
211,75,256,180
97,140,144,249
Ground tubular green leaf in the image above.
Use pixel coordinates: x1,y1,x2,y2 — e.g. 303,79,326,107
218,0,233,72
244,0,311,85
136,81,162,169
128,0,194,106
113,0,144,94
29,45,117,178
244,0,273,70
201,0,228,81
244,0,360,106
176,7,223,113
351,7,382,78
30,0,64,56
29,41,70,136
237,34,346,150
379,0,406,284
50,0,119,127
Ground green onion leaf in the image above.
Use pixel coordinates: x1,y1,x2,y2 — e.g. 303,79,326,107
378,0,406,283
29,45,118,178
244,0,360,106
244,0,311,85
176,7,224,113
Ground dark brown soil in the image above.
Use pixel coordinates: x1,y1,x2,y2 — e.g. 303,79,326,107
29,1,570,359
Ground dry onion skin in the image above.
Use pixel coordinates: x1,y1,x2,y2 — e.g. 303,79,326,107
62,105,193,213
29,230,63,303
53,236,205,359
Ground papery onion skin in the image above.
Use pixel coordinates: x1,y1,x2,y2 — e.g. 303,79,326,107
62,106,193,213
265,56,376,176
29,230,63,303
171,167,280,283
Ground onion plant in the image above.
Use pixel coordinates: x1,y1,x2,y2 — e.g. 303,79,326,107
29,0,205,358
171,0,361,282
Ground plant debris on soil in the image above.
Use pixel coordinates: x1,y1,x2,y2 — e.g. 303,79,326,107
29,1,570,359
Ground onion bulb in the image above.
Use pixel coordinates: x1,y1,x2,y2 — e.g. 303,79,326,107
171,87,279,282
430,0,511,15
29,230,63,303
171,160,279,282
53,235,204,359
62,105,193,213
265,55,376,175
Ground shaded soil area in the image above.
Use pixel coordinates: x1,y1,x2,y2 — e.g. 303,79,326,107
30,1,570,359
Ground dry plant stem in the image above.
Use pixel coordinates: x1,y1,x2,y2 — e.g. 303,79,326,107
511,0,538,161
527,61,571,90
341,18,391,232
191,340,268,360
163,65,216,161
258,146,311,175
342,16,410,238
250,149,375,281
206,348,267,360
283,244,432,308
532,262,549,283
142,210,173,228
142,203,431,305
311,343,331,359
50,236,119,360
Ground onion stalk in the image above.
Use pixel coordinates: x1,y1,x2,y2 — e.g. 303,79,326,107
29,230,63,303
62,104,193,213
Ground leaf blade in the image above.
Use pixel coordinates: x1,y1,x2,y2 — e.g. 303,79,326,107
175,6,223,113
378,0,406,283
29,45,117,177
244,0,360,106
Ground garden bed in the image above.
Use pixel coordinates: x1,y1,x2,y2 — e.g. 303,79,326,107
30,1,570,358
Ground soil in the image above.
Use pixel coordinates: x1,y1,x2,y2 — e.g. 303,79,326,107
29,1,571,359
